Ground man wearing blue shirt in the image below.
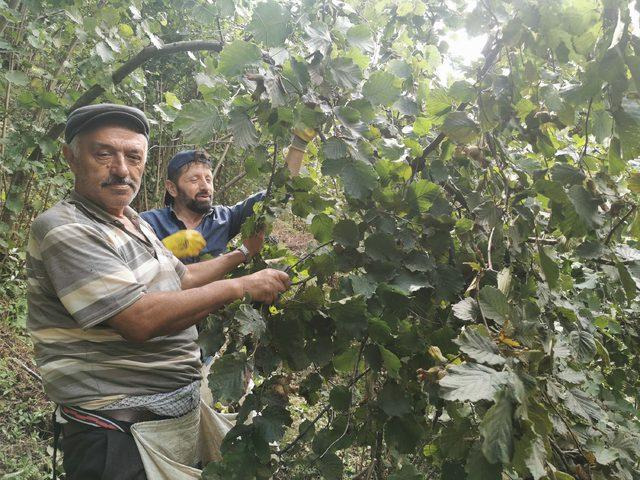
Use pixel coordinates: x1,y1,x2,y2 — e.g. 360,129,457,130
141,135,310,268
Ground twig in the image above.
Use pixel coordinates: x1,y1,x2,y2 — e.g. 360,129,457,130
487,227,495,271
541,390,591,469
579,98,594,178
290,274,317,286
212,141,232,182
264,140,279,202
216,171,247,196
605,205,637,245
9,357,42,382
283,240,334,274
279,368,370,456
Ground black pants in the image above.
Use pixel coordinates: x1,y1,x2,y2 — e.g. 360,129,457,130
62,425,147,480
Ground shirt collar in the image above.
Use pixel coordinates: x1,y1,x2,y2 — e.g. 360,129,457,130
69,191,140,226
169,204,215,221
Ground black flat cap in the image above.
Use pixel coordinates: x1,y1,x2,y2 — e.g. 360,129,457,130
65,103,150,144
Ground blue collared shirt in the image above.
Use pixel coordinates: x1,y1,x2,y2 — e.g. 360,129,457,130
140,191,265,264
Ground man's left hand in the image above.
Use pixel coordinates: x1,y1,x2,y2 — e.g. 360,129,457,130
243,230,265,258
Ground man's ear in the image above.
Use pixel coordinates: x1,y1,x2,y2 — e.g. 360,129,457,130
62,144,77,173
165,180,178,200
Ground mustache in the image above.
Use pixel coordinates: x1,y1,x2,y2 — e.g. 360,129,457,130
101,177,136,189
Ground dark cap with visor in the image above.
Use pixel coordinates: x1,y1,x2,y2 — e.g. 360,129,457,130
164,149,212,206
65,103,150,144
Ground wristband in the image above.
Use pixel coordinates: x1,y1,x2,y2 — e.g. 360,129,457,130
290,134,308,153
236,244,251,263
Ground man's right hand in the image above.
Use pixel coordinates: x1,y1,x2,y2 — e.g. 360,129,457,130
239,268,291,304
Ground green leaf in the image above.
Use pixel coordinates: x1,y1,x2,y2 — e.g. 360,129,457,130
441,111,480,143
254,405,291,442
613,101,640,160
310,213,334,243
235,304,266,338
479,389,514,464
465,443,502,480
329,296,368,339
452,297,480,322
538,245,559,289
568,329,596,363
174,100,224,145
346,24,374,52
229,109,259,149
333,219,360,247
208,351,248,404
329,58,362,89
333,346,359,373
456,325,505,366
440,363,509,402
329,385,351,411
385,415,423,454
567,185,602,228
406,179,440,213
379,381,411,417
379,345,401,379
4,71,28,86
362,71,401,106
304,22,332,53
617,261,637,301
95,41,114,62
551,163,585,185
318,452,343,480
249,1,291,47
564,388,603,422
218,40,262,77
323,137,348,160
478,286,509,325
389,464,422,480
340,161,378,200
513,429,546,480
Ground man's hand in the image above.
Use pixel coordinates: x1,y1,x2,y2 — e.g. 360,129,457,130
243,230,265,258
162,230,206,258
239,268,290,304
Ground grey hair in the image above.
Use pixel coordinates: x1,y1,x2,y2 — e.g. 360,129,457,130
68,135,81,157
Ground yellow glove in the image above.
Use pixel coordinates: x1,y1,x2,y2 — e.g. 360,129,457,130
292,127,317,143
162,230,206,258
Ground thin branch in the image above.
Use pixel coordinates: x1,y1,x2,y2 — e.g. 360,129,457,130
487,226,495,271
279,368,370,456
579,97,594,177
212,141,232,182
541,390,591,467
264,140,279,202
216,171,247,195
605,205,637,245
29,40,224,162
284,240,334,274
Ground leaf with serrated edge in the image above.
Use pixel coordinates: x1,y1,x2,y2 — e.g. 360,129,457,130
439,363,509,402
455,325,505,366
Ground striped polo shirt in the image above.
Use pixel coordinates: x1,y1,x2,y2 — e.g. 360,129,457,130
26,192,202,409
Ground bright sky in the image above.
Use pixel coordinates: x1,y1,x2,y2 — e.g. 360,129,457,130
435,27,488,84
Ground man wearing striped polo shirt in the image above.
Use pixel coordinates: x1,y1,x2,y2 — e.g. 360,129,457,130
26,104,290,479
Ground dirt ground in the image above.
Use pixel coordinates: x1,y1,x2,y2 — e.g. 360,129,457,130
0,320,56,479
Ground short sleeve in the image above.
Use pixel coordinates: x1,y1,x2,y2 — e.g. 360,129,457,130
38,223,147,329
225,191,266,240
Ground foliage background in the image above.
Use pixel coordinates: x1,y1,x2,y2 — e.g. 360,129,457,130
2,0,640,479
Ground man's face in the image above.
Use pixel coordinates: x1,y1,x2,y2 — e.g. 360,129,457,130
64,125,148,215
171,162,214,215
